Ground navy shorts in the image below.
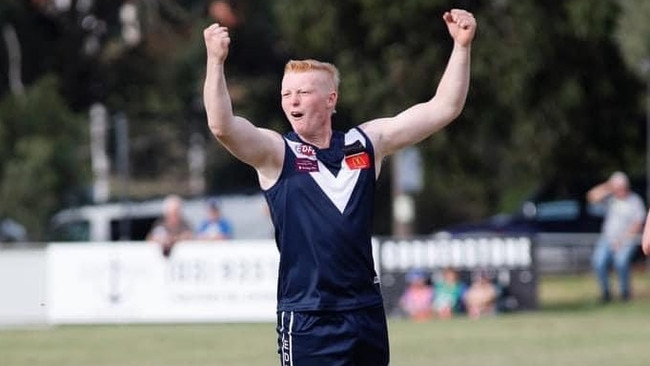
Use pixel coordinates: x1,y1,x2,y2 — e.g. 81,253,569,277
276,305,389,366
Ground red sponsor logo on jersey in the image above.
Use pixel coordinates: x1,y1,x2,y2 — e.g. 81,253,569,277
296,144,315,156
345,152,371,169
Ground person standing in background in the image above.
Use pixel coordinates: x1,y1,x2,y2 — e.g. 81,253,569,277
587,171,645,302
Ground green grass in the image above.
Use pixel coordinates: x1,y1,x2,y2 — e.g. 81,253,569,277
2,273,650,366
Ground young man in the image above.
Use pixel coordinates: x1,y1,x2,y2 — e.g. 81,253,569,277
203,8,476,365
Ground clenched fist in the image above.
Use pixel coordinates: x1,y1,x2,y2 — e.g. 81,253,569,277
204,23,231,63
443,9,477,47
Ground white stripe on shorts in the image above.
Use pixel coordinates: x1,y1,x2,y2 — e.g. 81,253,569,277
288,311,295,366
279,311,285,366
279,311,295,366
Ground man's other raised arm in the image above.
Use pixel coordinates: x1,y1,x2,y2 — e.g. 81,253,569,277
203,24,283,185
361,9,476,160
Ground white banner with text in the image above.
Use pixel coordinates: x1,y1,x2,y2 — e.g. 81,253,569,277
46,241,279,324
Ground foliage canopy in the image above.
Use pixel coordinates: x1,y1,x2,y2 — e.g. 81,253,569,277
0,0,649,238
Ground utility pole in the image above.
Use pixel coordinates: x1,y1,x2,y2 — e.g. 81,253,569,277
90,103,110,203
188,132,206,195
391,147,424,238
114,112,131,240
2,24,24,96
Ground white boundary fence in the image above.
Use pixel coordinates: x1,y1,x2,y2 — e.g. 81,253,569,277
0,249,48,326
1,237,538,326
46,241,279,324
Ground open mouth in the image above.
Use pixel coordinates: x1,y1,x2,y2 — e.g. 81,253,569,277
291,111,304,118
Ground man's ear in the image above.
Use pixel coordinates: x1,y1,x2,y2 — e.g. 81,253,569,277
327,91,338,109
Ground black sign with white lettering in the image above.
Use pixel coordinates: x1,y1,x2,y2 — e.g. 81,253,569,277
375,236,538,316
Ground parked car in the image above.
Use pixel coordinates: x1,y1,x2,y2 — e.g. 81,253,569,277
0,217,27,243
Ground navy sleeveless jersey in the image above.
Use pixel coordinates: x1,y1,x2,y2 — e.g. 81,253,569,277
264,127,383,312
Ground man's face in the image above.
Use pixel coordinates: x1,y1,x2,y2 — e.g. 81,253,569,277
611,179,629,199
165,202,183,225
280,71,337,135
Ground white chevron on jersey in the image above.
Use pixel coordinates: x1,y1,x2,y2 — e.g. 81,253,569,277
285,129,367,213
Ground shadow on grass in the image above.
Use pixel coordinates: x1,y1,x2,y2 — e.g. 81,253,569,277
539,295,650,314
536,271,650,314
539,299,603,313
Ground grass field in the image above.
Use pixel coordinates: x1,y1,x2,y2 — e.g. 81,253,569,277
2,273,650,366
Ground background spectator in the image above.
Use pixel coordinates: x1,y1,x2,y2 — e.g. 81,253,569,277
432,268,466,319
587,171,645,303
398,268,434,322
196,198,233,241
464,270,499,319
147,195,194,257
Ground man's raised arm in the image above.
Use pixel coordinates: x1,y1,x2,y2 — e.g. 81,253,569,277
203,24,283,185
360,9,476,161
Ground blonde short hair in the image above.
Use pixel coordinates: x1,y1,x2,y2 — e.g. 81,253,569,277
284,59,340,91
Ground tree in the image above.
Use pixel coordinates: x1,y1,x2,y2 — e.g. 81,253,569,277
1,0,645,239
175,0,289,193
0,76,88,240
271,0,646,234
615,0,650,78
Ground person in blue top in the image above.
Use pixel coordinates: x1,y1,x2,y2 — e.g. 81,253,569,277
196,198,233,240
202,8,476,366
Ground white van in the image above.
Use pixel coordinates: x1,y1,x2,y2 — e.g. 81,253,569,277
48,194,274,242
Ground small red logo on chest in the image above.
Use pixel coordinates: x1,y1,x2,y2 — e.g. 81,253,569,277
345,152,371,169
296,144,315,156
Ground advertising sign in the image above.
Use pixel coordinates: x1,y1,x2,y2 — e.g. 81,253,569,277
47,241,279,324
375,236,537,316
